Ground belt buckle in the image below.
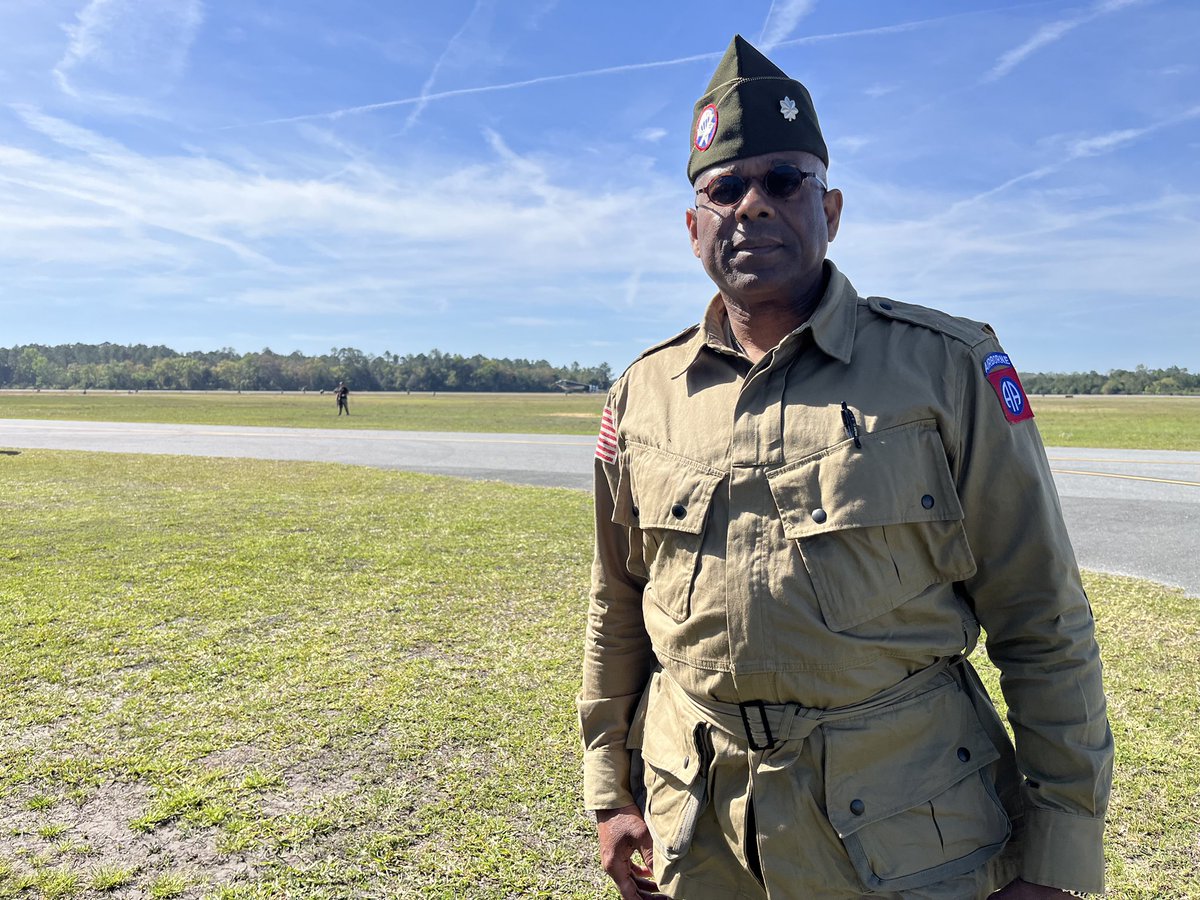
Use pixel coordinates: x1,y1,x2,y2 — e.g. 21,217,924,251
738,700,775,751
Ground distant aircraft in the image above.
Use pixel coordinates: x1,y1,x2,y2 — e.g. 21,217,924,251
553,379,600,394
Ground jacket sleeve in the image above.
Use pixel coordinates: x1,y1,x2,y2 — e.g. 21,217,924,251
577,390,656,810
949,337,1114,894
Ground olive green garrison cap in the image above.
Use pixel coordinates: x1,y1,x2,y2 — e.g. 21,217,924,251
687,34,828,183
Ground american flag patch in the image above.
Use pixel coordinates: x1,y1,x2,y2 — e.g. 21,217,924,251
595,405,618,464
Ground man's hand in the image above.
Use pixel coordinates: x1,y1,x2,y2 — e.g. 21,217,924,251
596,804,666,899
992,878,1077,898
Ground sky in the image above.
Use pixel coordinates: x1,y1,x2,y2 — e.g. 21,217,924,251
1,0,1197,374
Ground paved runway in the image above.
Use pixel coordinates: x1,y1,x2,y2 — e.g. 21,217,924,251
4,418,1197,597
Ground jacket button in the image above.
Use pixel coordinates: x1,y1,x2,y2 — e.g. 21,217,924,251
879,302,893,311
921,494,935,509
682,755,690,769
811,508,827,524
957,747,971,762
671,503,687,519
631,505,639,518
849,799,865,816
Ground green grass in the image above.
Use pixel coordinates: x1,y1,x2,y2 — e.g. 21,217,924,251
1029,394,1200,450
4,389,1200,450
0,450,603,898
1,450,1196,897
0,390,606,435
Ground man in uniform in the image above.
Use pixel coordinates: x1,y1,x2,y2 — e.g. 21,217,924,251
579,36,1112,899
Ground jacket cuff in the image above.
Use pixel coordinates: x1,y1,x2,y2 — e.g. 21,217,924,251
1019,806,1106,894
582,747,635,810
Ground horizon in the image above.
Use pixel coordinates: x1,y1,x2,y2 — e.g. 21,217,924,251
3,0,1198,374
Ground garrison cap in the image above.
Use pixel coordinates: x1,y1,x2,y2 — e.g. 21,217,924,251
687,34,828,184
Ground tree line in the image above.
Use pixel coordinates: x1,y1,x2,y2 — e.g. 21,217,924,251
0,344,614,393
2,345,1195,395
1020,365,1198,396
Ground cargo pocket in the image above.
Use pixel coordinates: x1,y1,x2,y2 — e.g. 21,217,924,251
766,418,977,631
823,676,1011,892
639,699,714,862
625,442,724,622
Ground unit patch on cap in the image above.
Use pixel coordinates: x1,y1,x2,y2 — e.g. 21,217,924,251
694,104,718,152
779,96,798,121
982,352,1034,424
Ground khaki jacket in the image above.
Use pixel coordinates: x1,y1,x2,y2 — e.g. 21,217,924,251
579,263,1113,893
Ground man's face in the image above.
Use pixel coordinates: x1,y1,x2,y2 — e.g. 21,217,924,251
686,150,842,307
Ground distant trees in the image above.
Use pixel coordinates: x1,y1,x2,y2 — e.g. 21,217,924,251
0,344,615,393
1021,365,1199,395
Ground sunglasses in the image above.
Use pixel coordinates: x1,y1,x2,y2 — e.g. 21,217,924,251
696,164,827,207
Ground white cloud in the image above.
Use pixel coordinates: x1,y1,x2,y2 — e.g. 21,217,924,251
0,107,698,326
833,135,872,154
864,83,898,98
53,0,204,102
638,127,668,143
758,0,818,52
986,0,1143,82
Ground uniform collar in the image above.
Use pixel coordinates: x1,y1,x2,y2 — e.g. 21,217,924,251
675,260,858,377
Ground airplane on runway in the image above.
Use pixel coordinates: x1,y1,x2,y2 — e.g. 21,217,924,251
553,379,600,394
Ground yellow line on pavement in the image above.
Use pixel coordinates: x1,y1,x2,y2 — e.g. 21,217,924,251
1051,468,1200,488
1047,456,1199,467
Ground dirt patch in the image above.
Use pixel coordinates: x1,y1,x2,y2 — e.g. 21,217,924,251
0,734,403,896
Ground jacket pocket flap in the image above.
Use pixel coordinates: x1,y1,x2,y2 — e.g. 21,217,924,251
639,712,705,790
628,442,724,535
766,419,964,540
824,677,1000,838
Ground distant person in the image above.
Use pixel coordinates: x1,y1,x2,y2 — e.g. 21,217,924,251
580,35,1112,900
335,382,350,416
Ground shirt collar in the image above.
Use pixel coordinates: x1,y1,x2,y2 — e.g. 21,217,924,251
674,260,858,377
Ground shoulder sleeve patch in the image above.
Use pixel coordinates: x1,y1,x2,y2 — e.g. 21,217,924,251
595,405,618,464
982,353,1034,423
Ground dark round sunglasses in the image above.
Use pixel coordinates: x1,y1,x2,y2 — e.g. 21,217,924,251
696,164,827,207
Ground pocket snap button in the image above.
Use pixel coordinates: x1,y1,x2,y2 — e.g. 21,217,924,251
849,799,865,816
921,494,935,509
957,747,971,762
811,508,827,524
671,503,687,519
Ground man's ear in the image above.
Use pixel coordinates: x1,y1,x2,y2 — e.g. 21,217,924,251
686,208,701,258
824,188,844,242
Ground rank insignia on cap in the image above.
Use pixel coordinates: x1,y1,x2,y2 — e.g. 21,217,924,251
595,406,618,464
779,96,798,121
694,104,718,151
982,352,1034,424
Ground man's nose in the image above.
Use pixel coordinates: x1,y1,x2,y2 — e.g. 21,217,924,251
736,182,775,220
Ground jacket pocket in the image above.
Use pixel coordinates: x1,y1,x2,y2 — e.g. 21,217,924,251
823,675,1010,892
634,674,714,862
766,418,977,631
625,442,724,622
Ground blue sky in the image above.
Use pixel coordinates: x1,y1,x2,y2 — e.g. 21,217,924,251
1,0,1197,374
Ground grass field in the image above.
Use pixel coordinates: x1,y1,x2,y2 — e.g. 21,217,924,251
2,451,1197,898
0,392,606,436
4,390,1199,450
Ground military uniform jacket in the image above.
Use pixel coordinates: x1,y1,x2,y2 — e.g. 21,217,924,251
579,262,1113,893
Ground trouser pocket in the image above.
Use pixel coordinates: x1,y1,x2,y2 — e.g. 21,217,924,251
823,676,1011,892
642,716,715,861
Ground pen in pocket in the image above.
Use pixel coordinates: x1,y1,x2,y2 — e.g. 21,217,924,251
840,401,862,449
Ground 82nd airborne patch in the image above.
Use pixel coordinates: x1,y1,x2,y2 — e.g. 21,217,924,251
983,352,1034,424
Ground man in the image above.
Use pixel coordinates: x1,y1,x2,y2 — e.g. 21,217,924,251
335,382,350,416
579,36,1112,900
